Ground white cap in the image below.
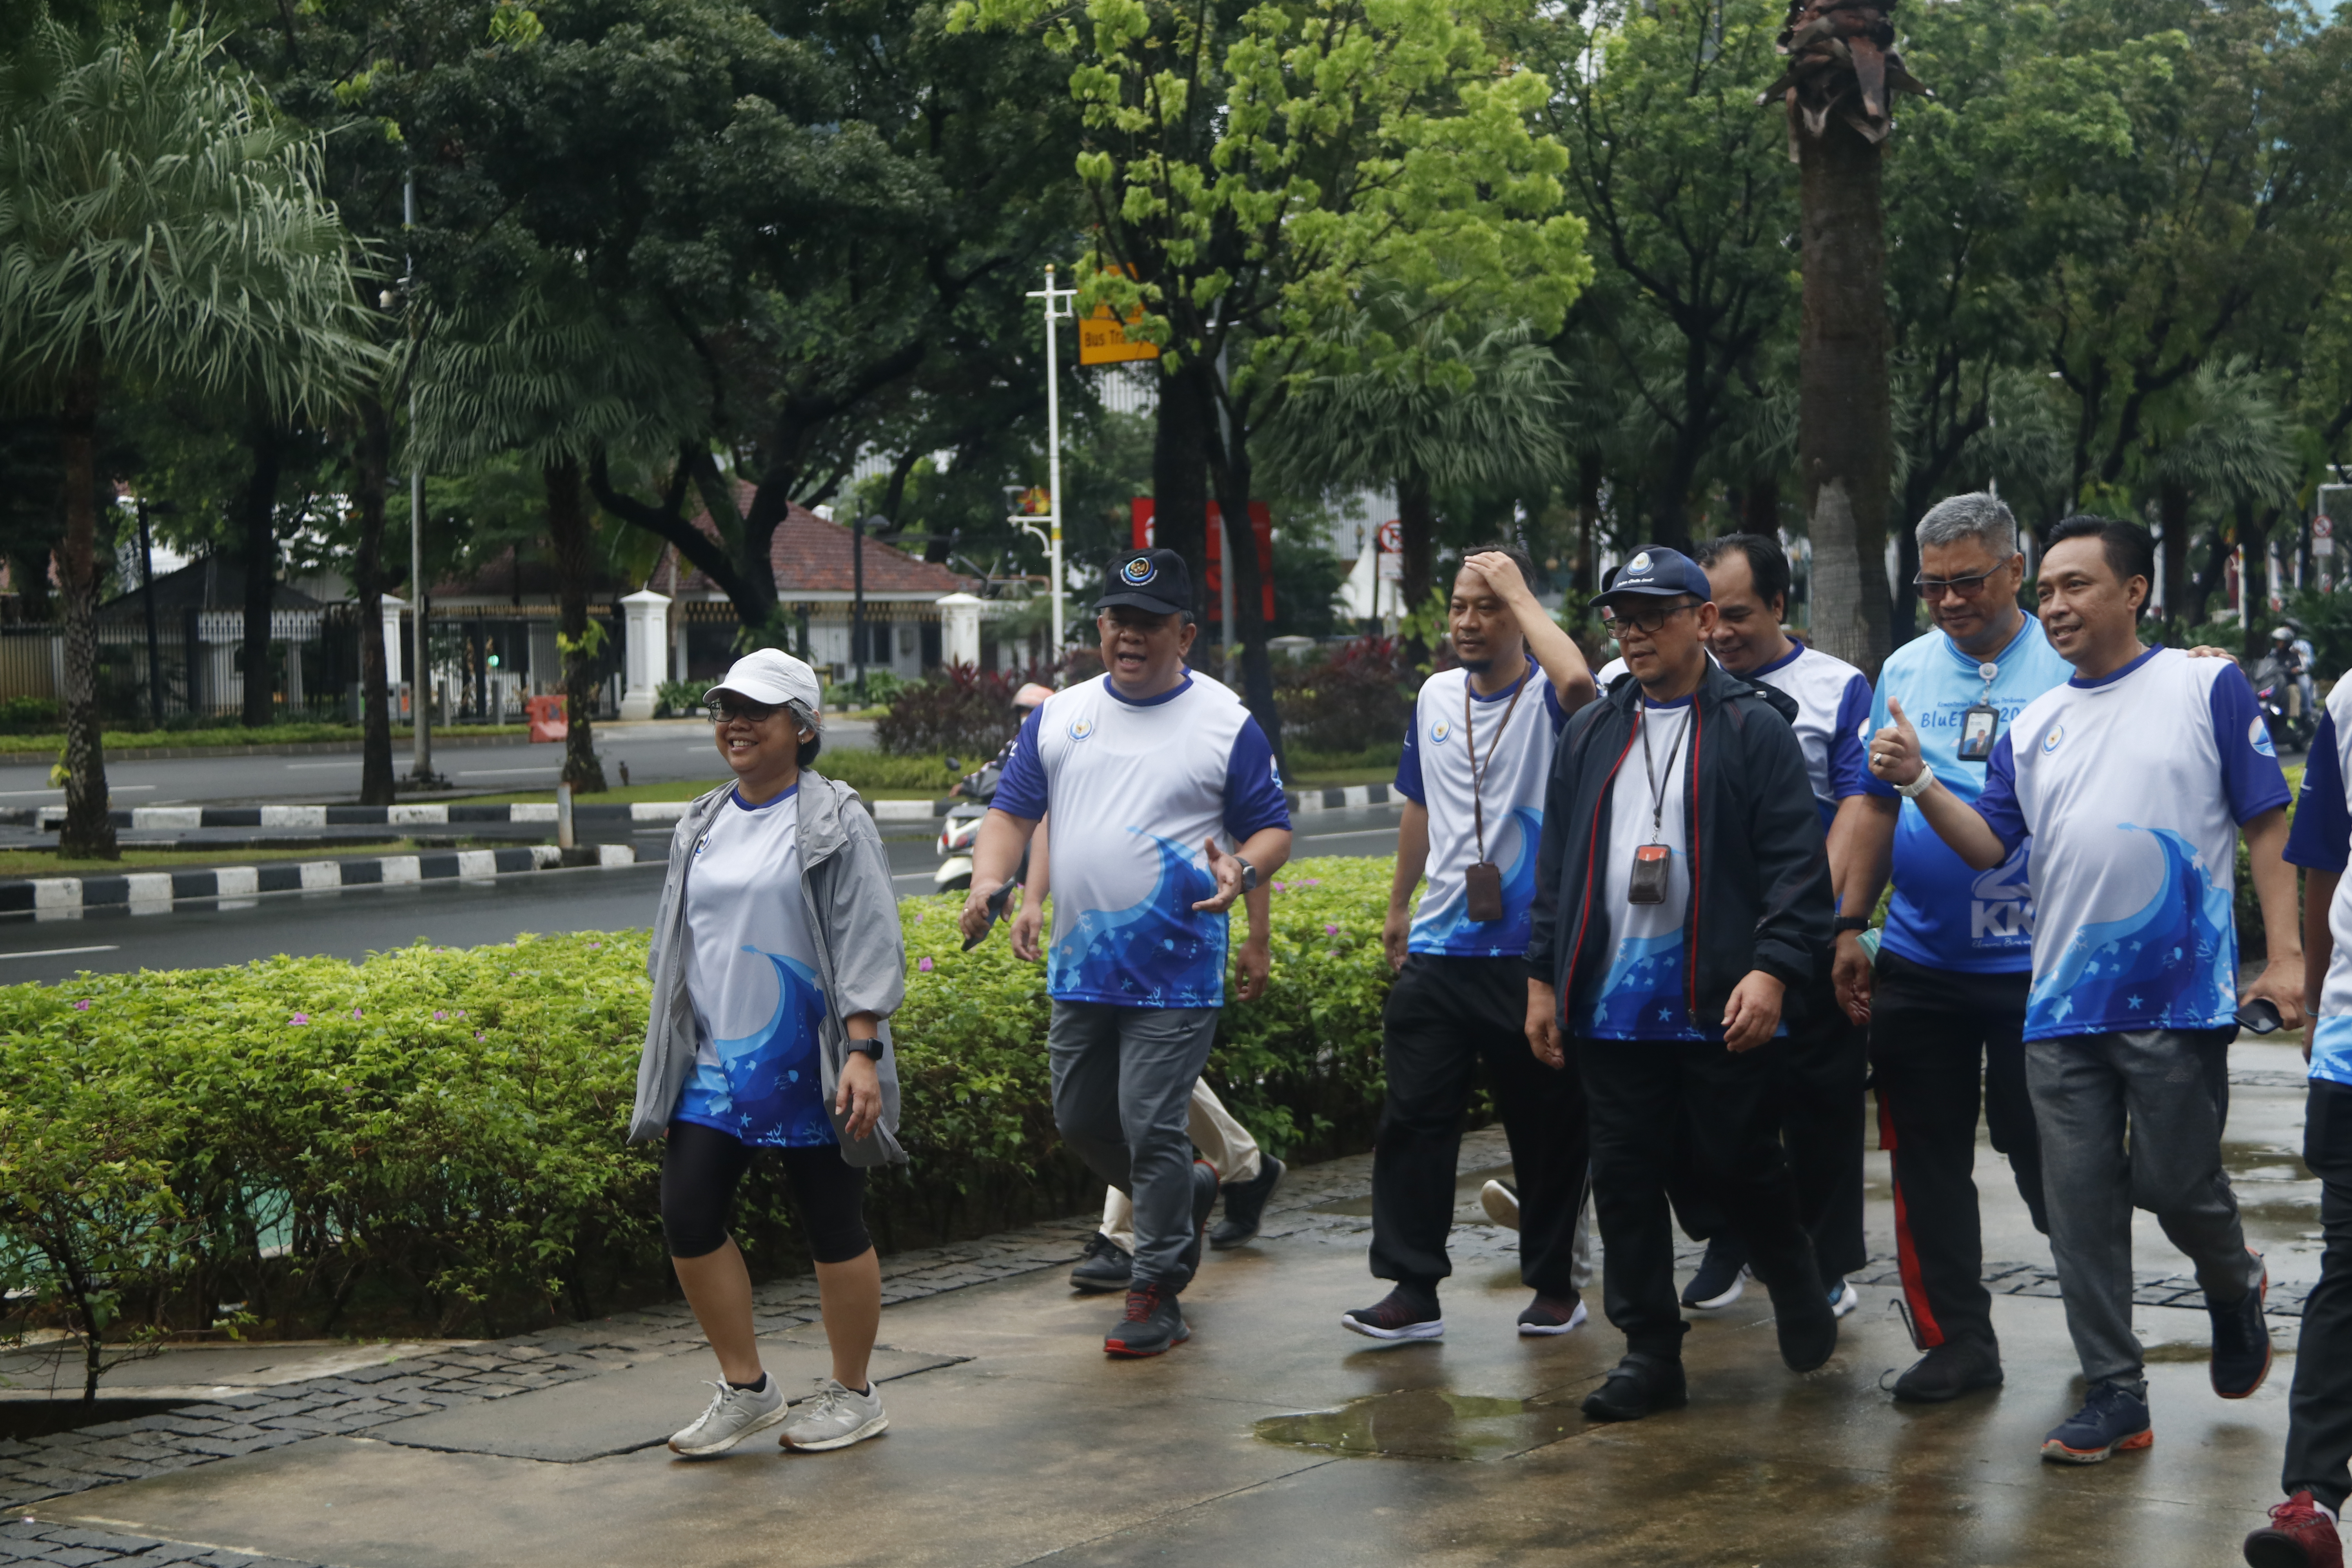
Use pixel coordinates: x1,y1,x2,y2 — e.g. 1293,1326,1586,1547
706,648,822,714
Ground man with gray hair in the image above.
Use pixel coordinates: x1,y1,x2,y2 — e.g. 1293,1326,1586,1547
1829,492,2072,1403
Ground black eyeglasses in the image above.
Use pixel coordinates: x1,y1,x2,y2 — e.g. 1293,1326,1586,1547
1913,557,2020,601
706,699,780,726
1601,603,1696,637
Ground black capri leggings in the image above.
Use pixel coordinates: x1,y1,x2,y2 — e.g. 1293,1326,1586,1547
661,1120,872,1264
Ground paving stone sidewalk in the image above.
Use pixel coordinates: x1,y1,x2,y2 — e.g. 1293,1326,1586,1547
0,1123,2313,1567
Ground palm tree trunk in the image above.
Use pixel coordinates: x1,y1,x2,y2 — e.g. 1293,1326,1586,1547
2239,500,2272,663
2187,524,2232,628
237,423,285,728
353,402,395,805
1575,454,1601,597
1397,468,1437,663
2158,479,2190,624
1798,118,1895,677
1153,359,1212,646
56,361,116,860
547,456,606,792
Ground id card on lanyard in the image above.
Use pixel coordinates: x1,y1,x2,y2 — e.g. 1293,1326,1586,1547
1956,661,2002,762
1630,704,1690,905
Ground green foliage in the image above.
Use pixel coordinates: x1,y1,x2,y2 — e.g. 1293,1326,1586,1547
654,680,705,719
873,664,1027,759
0,722,527,754
0,855,1403,1345
858,670,921,708
818,748,959,793
0,695,60,734
1276,636,1414,754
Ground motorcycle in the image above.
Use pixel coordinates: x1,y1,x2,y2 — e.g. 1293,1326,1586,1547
933,753,1024,893
2251,652,2313,755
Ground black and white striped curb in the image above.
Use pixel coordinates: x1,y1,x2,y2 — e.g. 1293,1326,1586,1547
0,845,637,917
1285,782,1395,815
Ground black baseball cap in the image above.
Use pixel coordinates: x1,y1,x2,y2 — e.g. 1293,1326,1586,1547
1094,548,1192,617
1587,544,1712,609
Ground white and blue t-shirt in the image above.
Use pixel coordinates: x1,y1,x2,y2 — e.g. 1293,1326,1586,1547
1745,644,1872,830
995,673,1291,1008
1394,664,1567,958
1861,618,2074,974
675,786,835,1147
2283,682,2352,1089
1971,646,2290,1041
1574,696,1715,1040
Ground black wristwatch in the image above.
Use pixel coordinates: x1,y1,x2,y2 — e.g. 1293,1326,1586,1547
845,1037,884,1060
1833,915,1872,935
1235,855,1259,893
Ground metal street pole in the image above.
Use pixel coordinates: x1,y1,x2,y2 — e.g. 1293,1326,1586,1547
852,513,867,703
136,500,162,726
405,171,432,783
1020,266,1076,680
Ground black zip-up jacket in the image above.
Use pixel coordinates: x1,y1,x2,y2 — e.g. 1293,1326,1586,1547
1526,660,1832,1034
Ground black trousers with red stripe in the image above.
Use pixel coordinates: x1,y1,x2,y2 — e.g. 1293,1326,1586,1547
1870,949,2045,1350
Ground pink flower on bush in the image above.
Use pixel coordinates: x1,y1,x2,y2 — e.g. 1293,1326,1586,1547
433,1011,448,1021
1324,923,1340,935
918,956,934,973
587,942,603,950
290,1013,310,1026
475,1030,485,1041
351,1008,363,1020
73,998,91,1012
1293,878,1323,887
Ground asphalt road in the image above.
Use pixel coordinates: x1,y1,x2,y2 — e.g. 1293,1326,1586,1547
0,717,876,808
0,805,1406,984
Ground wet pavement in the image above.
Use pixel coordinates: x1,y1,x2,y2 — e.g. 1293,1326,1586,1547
8,1033,2325,1567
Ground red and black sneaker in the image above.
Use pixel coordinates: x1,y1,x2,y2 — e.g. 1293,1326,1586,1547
1341,1285,1444,1342
1105,1282,1189,1358
2244,1492,2345,1568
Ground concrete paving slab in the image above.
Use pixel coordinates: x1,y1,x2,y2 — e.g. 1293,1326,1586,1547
361,1336,962,1461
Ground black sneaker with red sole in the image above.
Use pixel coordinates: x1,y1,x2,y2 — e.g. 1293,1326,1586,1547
1105,1283,1189,1357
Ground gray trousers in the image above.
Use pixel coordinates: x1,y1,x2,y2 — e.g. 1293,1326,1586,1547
2026,1026,2261,1391
1048,1001,1220,1290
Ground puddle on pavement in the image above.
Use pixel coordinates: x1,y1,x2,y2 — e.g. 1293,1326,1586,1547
1312,1163,1515,1220
1254,1387,1579,1460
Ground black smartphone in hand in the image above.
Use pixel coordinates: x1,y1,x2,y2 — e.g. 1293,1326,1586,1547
2236,998,2284,1035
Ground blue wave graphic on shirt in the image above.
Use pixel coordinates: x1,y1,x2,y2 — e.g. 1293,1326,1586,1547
2024,825,2236,1038
675,949,836,1146
1581,929,1704,1040
1414,806,1543,956
1049,832,1225,1006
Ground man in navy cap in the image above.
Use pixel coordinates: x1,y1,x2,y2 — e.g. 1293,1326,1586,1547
962,548,1293,1358
1526,545,1838,1420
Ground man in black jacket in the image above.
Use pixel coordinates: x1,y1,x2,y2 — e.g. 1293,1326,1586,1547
1526,545,1839,1420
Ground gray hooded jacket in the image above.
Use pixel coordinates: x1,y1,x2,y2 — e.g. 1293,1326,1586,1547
627,771,909,1165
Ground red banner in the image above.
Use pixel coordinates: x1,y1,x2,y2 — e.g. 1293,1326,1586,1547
1128,499,1275,621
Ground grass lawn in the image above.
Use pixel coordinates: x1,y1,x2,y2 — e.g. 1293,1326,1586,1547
0,841,416,878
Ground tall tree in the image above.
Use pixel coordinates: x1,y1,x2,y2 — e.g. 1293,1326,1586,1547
1760,0,1931,676
0,18,376,856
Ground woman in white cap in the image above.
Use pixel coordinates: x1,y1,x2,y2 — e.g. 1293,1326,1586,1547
626,648,910,1458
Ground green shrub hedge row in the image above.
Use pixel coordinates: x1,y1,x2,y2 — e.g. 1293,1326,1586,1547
0,857,1399,1364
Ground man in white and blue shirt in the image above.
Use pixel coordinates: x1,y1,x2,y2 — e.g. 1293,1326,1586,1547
963,549,1292,1359
1662,534,1877,1316
2264,671,2352,1562
1836,494,2073,1405
1343,545,1597,1343
1873,514,2301,1466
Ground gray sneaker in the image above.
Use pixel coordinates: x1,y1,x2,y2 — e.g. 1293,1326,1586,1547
667,1375,786,1457
780,1377,889,1452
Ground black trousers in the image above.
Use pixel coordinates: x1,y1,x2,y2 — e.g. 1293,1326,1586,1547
659,1120,872,1264
2285,1079,2352,1513
1578,1034,1823,1358
1869,949,2044,1349
1670,976,1869,1280
1370,954,1589,1297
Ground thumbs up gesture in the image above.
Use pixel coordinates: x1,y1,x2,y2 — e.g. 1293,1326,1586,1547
1868,697,1927,789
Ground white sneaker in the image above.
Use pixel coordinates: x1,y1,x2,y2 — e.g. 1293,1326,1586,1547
1479,1180,1521,1232
1828,1279,1859,1319
668,1375,787,1457
780,1377,889,1452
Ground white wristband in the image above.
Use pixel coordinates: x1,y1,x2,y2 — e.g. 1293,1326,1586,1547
1895,762,1936,800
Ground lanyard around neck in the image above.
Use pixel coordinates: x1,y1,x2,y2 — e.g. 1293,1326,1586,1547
1638,702,1691,842
1464,671,1529,863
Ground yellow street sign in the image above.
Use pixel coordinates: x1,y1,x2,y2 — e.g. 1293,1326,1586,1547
1078,267,1158,365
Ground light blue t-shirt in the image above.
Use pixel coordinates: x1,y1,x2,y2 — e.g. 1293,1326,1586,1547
1861,617,2073,974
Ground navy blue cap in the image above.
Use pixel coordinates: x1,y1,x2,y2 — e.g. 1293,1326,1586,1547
1588,545,1711,608
1094,548,1192,616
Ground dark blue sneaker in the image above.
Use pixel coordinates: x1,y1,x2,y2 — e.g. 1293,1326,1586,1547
1681,1236,1747,1310
2040,1383,2152,1464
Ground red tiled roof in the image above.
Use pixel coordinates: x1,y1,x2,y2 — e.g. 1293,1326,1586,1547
652,485,973,598
429,547,630,602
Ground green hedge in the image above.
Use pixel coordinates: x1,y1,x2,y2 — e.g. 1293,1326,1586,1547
0,857,1398,1364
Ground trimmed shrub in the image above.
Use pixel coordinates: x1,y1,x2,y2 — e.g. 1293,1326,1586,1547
1276,637,1415,755
818,748,959,794
0,855,1400,1359
874,663,1032,759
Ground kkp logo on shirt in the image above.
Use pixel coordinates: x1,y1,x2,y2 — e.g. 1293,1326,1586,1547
2249,715,2278,759
1067,715,1096,741
1428,715,1452,745
2042,724,2064,755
